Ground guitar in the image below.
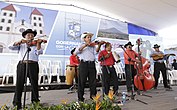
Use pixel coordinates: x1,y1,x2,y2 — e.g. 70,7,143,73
151,53,175,61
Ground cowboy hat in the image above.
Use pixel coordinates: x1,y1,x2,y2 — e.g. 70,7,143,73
80,32,94,41
71,48,76,55
124,41,134,48
153,44,160,48
22,29,37,38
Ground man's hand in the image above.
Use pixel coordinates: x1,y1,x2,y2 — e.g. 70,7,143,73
98,41,106,45
100,56,104,61
116,60,121,63
105,53,110,58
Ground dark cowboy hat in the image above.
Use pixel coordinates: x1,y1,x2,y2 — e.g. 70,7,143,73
124,41,134,48
22,29,37,38
153,44,160,48
71,48,76,55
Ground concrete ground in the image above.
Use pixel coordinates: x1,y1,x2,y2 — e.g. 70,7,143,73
0,84,177,110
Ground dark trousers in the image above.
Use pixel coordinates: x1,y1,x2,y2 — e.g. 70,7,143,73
13,61,39,108
154,62,168,87
78,61,97,101
101,65,119,95
125,64,137,92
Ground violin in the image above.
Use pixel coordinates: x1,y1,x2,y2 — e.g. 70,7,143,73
30,39,47,46
20,39,47,46
88,40,106,46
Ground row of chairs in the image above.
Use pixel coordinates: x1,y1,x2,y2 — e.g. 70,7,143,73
95,62,126,81
1,60,18,85
1,60,126,85
159,70,177,85
37,60,62,84
0,60,62,85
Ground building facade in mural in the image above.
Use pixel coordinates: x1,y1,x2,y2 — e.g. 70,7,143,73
0,4,45,53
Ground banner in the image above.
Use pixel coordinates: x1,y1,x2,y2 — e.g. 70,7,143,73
0,3,57,53
44,12,100,55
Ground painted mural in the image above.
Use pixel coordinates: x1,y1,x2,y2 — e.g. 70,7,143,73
0,3,57,53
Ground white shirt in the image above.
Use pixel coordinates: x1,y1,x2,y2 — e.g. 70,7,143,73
8,43,43,62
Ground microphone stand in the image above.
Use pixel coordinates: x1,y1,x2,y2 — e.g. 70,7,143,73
120,45,148,105
22,45,31,109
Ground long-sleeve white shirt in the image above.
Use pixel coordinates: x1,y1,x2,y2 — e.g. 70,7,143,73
8,43,43,62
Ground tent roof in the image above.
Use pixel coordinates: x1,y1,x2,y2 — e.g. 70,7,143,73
73,0,177,33
4,0,177,33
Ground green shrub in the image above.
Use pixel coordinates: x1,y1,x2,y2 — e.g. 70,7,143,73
0,95,121,110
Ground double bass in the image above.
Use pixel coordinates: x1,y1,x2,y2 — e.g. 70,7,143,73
134,38,155,91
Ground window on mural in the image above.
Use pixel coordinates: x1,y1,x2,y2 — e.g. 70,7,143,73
9,13,13,17
39,23,42,27
8,20,11,23
3,12,7,16
6,27,10,31
1,19,5,23
40,30,43,34
0,26,3,30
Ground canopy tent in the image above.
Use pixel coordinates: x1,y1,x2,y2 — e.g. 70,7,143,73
1,0,177,33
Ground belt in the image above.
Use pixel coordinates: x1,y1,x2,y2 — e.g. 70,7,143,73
20,60,37,63
155,61,164,63
81,59,94,63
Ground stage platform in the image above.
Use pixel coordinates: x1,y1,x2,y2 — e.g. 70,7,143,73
0,80,126,93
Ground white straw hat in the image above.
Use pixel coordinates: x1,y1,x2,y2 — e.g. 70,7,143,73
80,32,93,41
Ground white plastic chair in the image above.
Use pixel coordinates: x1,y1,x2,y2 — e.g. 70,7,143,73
171,70,177,85
52,60,63,76
158,70,173,84
2,60,18,85
38,61,49,84
40,60,51,74
95,62,102,81
167,70,173,84
158,71,163,84
49,64,62,84
96,62,102,74
114,62,126,80
51,60,62,66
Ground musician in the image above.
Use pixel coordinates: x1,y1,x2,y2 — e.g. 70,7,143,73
172,59,177,70
69,47,80,89
123,42,139,93
8,29,43,109
150,44,171,89
98,42,119,95
74,32,104,102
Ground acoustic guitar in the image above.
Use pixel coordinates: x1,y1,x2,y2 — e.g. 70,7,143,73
151,53,175,61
